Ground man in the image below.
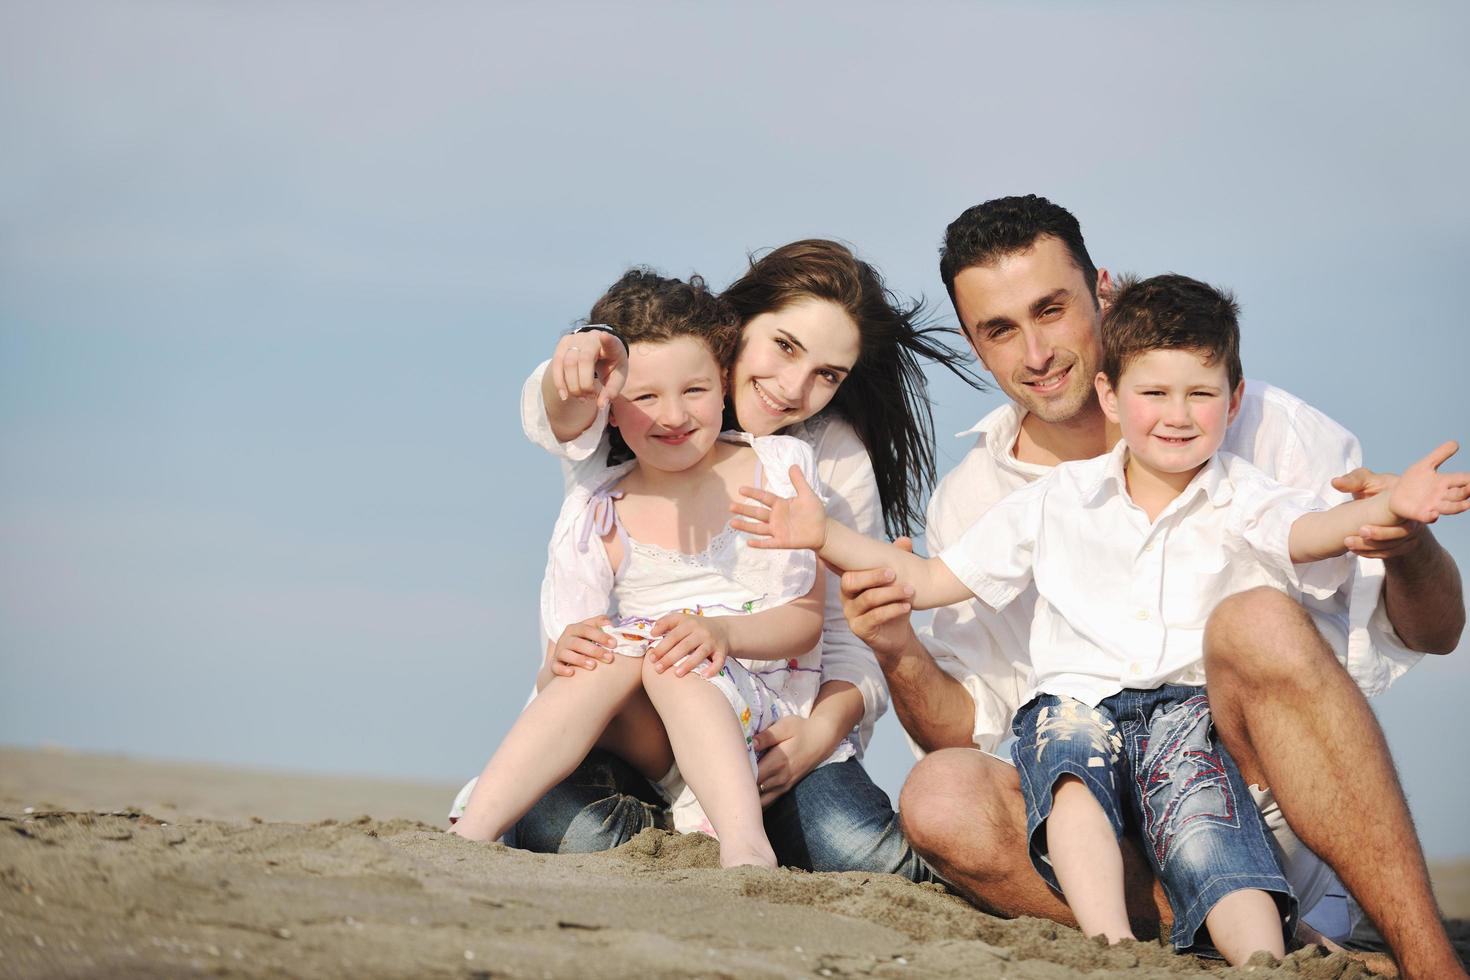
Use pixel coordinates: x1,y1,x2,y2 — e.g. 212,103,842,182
840,195,1465,979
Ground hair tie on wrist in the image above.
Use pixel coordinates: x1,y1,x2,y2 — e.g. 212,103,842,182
575,324,625,349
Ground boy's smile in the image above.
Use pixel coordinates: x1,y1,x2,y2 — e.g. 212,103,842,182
1096,347,1243,494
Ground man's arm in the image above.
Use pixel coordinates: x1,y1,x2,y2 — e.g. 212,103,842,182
1334,467,1467,654
838,563,980,753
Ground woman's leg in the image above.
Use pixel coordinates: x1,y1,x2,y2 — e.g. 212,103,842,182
452,655,645,842
641,657,775,868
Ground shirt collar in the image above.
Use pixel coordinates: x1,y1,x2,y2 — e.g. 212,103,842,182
959,401,1052,480
1078,440,1235,508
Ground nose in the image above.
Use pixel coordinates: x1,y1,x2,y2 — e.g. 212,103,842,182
777,365,813,407
656,399,690,429
1162,395,1192,427
1021,327,1054,373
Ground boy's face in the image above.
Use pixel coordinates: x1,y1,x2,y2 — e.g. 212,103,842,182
1095,348,1243,481
610,337,727,474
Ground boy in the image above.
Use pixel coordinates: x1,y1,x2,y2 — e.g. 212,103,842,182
731,274,1469,963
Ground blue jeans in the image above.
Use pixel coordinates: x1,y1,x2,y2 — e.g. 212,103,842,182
507,750,935,882
1012,686,1296,951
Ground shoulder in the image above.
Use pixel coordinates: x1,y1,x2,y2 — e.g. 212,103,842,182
1226,380,1361,489
747,431,816,469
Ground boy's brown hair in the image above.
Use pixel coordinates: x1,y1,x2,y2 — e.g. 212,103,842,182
1101,274,1243,390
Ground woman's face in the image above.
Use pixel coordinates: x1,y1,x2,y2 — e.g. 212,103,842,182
728,298,862,436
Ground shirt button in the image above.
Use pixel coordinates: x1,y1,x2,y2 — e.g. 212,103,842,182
1128,663,1141,675
1144,543,1155,553
1135,610,1149,621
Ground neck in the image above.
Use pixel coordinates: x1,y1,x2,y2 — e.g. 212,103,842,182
1014,398,1110,466
1123,453,1203,522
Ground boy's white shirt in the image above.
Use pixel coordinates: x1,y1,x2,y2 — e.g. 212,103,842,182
920,380,1422,755
522,359,891,755
938,439,1351,707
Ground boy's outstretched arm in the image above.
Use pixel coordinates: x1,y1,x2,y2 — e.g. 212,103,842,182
1290,441,1470,563
731,465,975,611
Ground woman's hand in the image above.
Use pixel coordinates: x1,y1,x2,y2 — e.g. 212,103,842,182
648,614,730,677
731,464,829,551
548,616,617,677
752,714,840,807
549,329,628,408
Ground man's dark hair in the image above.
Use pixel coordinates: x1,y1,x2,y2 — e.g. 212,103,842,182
1101,274,1243,391
939,194,1098,306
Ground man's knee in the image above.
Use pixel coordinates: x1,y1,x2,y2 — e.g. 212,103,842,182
1205,587,1336,686
898,748,1018,862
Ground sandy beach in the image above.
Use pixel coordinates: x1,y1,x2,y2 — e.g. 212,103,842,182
1,746,1464,979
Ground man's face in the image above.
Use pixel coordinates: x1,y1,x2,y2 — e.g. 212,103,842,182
952,235,1104,424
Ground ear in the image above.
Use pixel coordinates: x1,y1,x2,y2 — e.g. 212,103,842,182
1095,267,1115,313
1226,379,1244,425
1095,371,1121,424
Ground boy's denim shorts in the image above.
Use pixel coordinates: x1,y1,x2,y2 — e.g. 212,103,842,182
1011,685,1297,951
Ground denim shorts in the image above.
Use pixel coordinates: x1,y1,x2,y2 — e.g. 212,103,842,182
1011,685,1297,950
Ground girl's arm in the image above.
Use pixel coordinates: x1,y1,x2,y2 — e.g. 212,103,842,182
539,330,629,444
1290,442,1470,563
732,465,974,611
645,566,827,676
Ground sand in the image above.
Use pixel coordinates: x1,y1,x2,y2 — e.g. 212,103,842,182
1,746,1465,979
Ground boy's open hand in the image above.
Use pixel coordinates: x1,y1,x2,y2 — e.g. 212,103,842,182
549,328,628,408
729,464,827,551
1385,441,1470,525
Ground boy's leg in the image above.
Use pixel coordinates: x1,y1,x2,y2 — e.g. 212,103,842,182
1127,686,1293,961
641,657,775,868
1010,696,1131,942
1204,588,1464,979
452,655,645,842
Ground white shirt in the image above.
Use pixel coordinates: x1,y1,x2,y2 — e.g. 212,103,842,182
920,381,1422,753
522,360,891,755
938,441,1351,706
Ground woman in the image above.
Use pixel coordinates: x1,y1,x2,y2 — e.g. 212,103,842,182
507,240,978,877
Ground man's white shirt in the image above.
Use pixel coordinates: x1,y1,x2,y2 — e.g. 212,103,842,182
919,380,1422,754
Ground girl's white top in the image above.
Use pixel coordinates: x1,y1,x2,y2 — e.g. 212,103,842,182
523,359,890,755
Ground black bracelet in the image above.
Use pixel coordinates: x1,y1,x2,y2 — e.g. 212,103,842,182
574,324,626,351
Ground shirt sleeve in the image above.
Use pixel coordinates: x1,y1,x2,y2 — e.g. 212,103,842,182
937,483,1042,613
521,359,612,463
1229,470,1352,600
805,419,890,755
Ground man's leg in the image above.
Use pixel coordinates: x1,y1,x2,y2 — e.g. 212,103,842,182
897,747,1169,938
1204,587,1465,980
507,749,669,853
762,757,936,881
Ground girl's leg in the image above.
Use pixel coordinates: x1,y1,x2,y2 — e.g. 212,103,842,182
641,658,775,869
452,655,645,842
594,686,674,783
1204,888,1286,965
1048,775,1135,943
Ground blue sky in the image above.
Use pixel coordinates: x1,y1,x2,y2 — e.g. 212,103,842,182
2,1,1467,858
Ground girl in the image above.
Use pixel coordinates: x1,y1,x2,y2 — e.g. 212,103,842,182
501,241,978,875
450,270,826,868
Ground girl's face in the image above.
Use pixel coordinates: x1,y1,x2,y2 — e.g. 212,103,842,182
728,298,862,436
609,337,727,474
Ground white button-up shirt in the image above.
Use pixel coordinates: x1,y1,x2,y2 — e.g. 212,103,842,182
919,381,1422,753
938,440,1350,707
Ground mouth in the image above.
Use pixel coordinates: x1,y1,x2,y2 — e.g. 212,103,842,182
1020,365,1072,395
751,379,797,416
652,430,695,445
1152,434,1198,445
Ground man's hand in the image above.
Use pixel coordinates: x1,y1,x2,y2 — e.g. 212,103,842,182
647,613,730,677
731,465,828,551
752,715,839,807
548,616,617,677
839,537,918,667
548,328,628,408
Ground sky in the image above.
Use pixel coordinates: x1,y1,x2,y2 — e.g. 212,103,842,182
1,1,1467,858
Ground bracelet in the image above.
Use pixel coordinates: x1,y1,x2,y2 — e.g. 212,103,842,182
574,324,626,351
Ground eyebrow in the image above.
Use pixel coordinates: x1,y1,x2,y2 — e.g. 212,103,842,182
973,289,1072,335
777,329,853,374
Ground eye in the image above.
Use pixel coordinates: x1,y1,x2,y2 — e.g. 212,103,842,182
817,370,840,385
1189,390,1217,399
775,338,794,354
986,324,1014,341
632,393,656,403
1141,389,1165,397
684,385,708,395
1039,305,1063,319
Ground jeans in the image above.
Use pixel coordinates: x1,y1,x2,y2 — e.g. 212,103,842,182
507,750,936,883
1012,686,1295,950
